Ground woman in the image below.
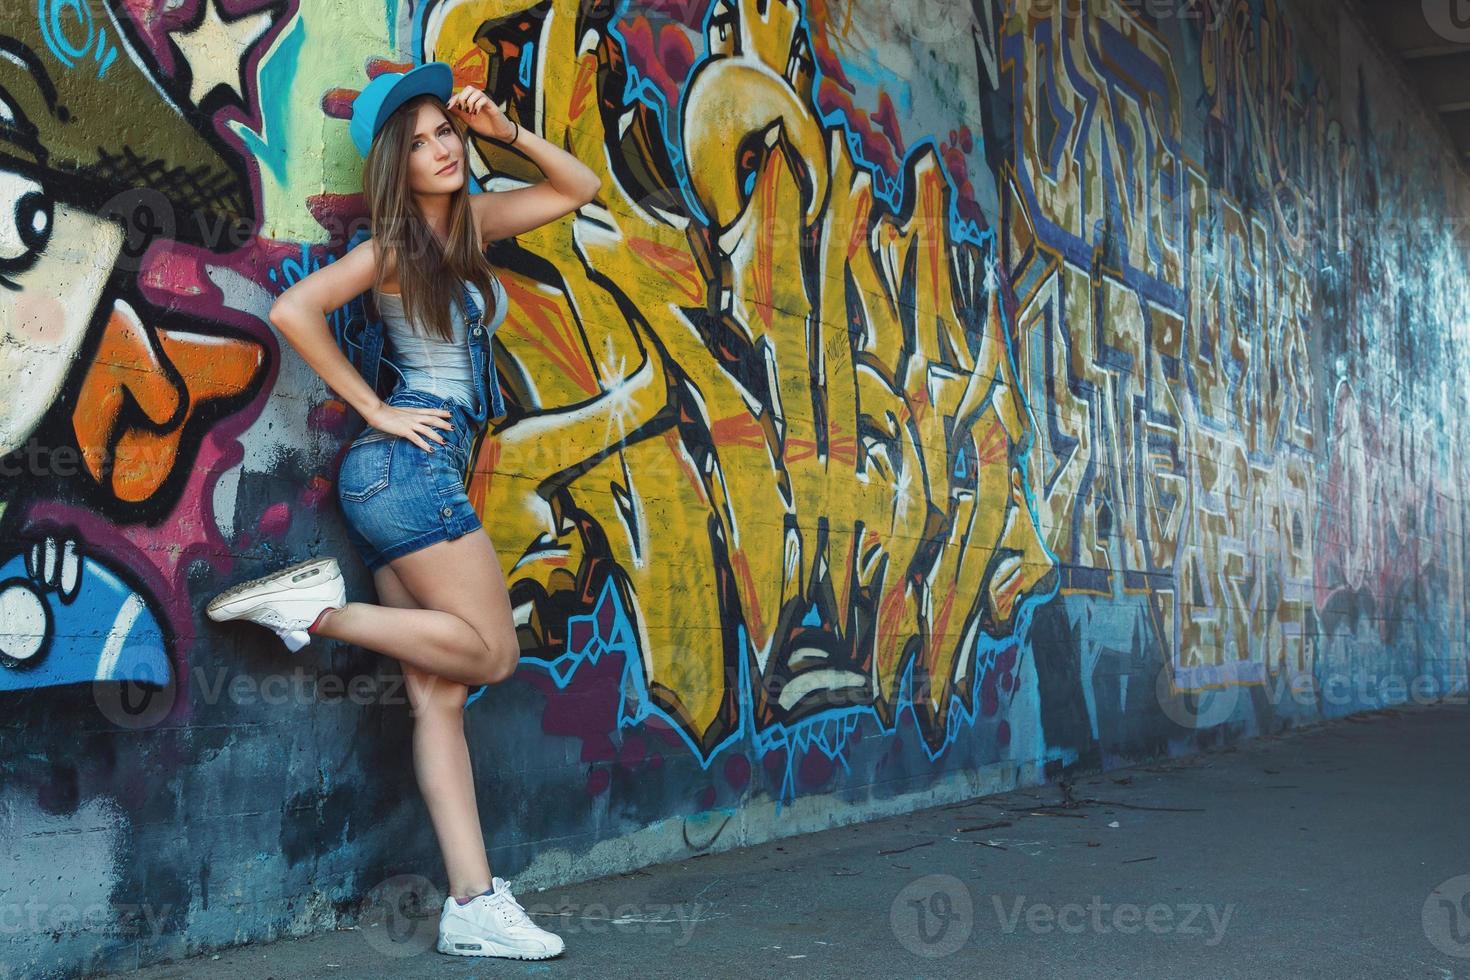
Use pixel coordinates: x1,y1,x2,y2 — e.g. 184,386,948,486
204,61,600,960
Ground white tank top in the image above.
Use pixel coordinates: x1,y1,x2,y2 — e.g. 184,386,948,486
377,274,506,406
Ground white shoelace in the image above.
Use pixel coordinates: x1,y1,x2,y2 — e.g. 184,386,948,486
491,888,536,929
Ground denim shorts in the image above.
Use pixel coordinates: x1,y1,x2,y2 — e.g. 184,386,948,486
336,387,483,573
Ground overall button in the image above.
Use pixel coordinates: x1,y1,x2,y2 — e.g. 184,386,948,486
471,326,483,336
441,506,453,518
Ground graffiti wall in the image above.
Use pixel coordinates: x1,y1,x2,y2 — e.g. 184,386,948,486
2,0,1467,973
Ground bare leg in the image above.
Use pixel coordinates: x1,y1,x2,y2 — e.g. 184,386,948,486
310,530,520,687
370,562,494,900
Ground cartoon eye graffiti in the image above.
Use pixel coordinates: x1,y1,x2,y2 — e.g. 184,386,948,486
0,170,51,277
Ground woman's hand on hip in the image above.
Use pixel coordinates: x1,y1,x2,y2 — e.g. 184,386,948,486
363,403,453,452
446,85,516,142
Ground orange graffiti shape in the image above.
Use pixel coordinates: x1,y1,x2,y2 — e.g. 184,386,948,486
500,277,600,395
73,303,264,502
628,236,704,304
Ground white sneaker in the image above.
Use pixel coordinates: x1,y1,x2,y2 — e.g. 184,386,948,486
437,876,565,959
205,557,345,652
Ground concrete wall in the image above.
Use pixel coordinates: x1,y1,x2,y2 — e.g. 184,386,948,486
3,0,1468,974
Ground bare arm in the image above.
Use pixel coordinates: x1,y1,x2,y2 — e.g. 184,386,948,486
449,87,601,242
269,238,452,449
468,126,601,242
269,238,383,418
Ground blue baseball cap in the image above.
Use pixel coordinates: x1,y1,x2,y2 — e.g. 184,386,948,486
349,61,482,194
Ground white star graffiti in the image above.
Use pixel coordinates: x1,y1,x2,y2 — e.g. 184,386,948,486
167,0,272,106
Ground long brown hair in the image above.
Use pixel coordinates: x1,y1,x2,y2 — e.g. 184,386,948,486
360,93,498,341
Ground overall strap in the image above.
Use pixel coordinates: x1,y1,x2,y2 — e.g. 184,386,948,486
460,272,503,323
369,298,406,388
461,278,506,419
336,228,406,397
461,280,482,323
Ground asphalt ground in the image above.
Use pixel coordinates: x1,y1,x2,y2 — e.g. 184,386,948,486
100,702,1470,979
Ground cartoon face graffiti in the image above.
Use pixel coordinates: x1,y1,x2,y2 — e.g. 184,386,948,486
0,170,106,454
0,1,268,691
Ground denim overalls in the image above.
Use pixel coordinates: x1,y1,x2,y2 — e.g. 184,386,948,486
331,231,510,573
333,228,507,425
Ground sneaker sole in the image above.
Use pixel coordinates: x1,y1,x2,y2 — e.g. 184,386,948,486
206,557,340,621
436,932,564,959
